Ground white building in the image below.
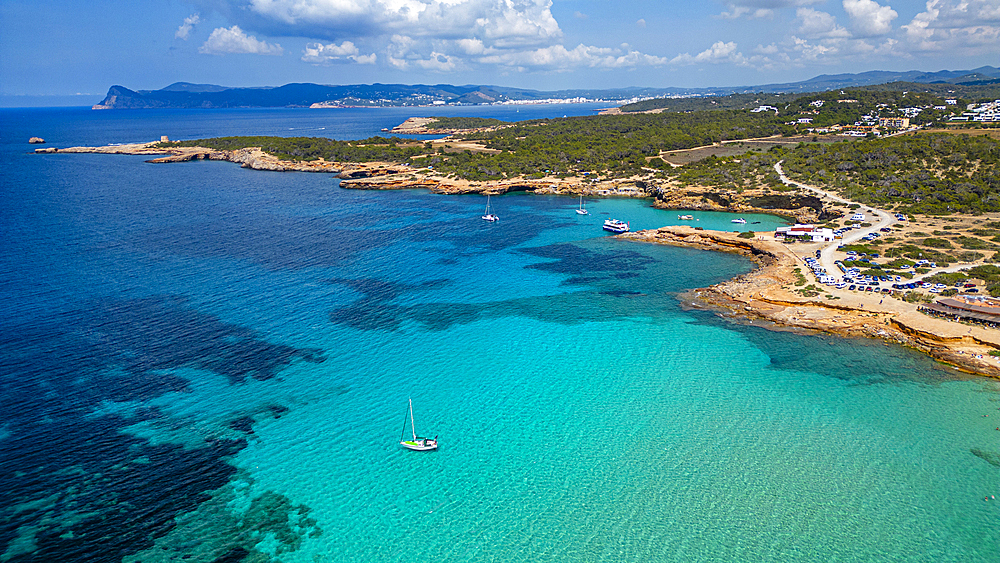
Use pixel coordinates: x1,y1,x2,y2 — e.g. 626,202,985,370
775,224,835,242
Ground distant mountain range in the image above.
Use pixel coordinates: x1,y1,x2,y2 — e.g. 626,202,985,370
92,66,1000,110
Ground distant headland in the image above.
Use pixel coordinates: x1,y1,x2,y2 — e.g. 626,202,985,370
91,66,1000,110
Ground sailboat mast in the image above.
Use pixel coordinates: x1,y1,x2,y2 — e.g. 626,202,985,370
409,398,418,440
400,400,410,442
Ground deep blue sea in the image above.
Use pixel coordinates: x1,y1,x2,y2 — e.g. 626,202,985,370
1,104,998,563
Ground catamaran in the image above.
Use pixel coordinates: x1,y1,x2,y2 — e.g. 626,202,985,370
400,398,438,451
576,194,588,215
482,194,499,222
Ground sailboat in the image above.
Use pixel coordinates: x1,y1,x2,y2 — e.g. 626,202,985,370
400,398,438,451
481,194,499,222
576,194,588,215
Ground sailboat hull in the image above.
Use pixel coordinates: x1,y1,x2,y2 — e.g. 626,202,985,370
400,440,438,451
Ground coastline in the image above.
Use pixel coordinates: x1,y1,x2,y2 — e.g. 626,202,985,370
35,140,1000,378
34,141,411,177
33,140,824,223
624,226,1000,378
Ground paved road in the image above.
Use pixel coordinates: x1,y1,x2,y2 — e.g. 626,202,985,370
774,160,893,278
773,160,982,291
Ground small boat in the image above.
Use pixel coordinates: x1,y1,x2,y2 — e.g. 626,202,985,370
482,194,499,222
576,194,588,215
603,219,629,233
678,215,694,220
400,398,437,451
731,218,747,224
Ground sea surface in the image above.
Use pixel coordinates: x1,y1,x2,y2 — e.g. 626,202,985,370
1,104,998,563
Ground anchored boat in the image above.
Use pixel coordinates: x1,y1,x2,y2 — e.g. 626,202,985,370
400,398,438,451
603,219,629,233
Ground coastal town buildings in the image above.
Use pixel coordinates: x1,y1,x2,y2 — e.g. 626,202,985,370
878,117,910,129
949,100,1000,122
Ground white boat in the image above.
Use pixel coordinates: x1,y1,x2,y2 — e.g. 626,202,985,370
400,398,437,451
576,194,588,215
678,214,694,220
731,218,747,224
603,219,629,233
482,194,499,222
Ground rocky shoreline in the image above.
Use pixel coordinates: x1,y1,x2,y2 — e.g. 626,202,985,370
35,140,825,222
36,140,1000,377
624,226,1000,378
34,142,410,177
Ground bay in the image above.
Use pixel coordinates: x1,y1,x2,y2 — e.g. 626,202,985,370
0,105,997,563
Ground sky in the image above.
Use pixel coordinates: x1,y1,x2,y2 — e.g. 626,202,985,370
1,0,998,102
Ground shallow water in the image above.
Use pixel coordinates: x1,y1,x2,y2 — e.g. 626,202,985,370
1,106,998,563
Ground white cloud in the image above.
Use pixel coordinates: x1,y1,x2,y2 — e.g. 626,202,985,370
788,35,836,60
636,19,646,28
302,41,377,64
455,38,491,55
796,8,850,39
175,13,200,40
245,0,562,47
199,26,283,55
843,0,897,36
902,0,1000,53
670,41,748,66
416,52,458,71
719,0,824,19
477,43,668,71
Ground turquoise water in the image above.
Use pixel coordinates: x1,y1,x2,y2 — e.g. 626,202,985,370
1,107,998,562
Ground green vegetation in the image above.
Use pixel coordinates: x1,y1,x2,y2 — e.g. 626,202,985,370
925,272,969,285
622,92,806,113
792,267,807,287
161,136,428,162
779,134,1000,215
966,265,1000,296
797,284,821,297
955,236,997,250
426,116,508,129
840,244,880,254
158,88,998,194
449,110,795,179
922,238,953,248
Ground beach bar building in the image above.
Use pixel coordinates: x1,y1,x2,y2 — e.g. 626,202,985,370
920,296,1000,327
775,224,835,242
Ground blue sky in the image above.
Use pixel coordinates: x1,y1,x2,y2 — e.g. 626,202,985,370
2,0,998,101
